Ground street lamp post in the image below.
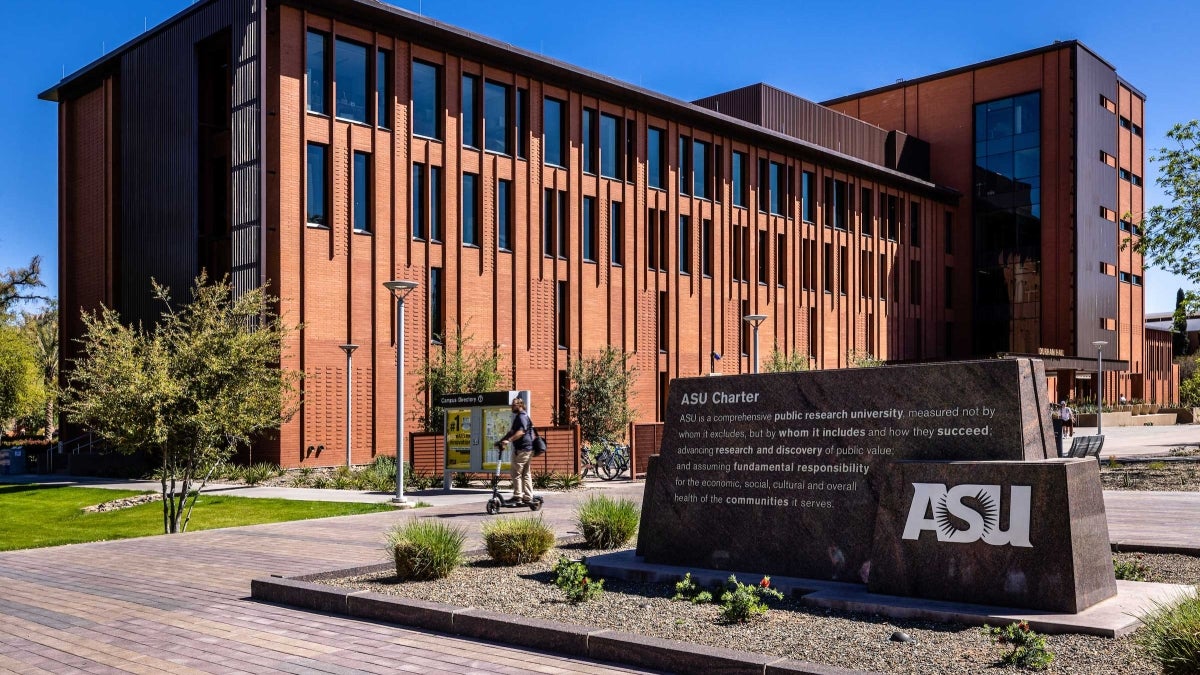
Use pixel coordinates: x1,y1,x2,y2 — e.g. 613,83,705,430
743,314,767,374
338,344,358,467
1092,340,1108,435
384,279,420,507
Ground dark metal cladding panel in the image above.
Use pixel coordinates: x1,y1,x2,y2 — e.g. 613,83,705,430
118,0,260,324
695,83,889,166
1073,46,1118,356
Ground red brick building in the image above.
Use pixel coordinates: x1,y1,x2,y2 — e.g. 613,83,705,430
41,0,1176,468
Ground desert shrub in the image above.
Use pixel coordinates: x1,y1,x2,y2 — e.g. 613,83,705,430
309,475,329,489
288,472,310,488
552,473,583,490
1136,589,1200,673
1149,461,1168,471
671,573,713,604
407,466,436,490
984,621,1054,670
717,575,783,623
387,520,465,581
1113,555,1147,581
452,472,472,488
533,470,555,490
331,465,355,490
482,516,555,565
553,556,603,603
243,462,282,486
576,494,639,549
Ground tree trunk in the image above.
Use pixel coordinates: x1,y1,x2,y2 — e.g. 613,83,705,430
43,398,53,442
160,451,170,535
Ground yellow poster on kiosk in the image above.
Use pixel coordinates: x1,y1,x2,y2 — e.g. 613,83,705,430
481,407,516,471
445,409,473,470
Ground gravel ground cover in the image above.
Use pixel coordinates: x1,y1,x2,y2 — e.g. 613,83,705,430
327,539,1200,675
1100,459,1200,491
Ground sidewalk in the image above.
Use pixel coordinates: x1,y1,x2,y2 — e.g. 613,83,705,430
1069,423,1198,459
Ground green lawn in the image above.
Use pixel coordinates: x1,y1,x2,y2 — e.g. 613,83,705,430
0,484,394,551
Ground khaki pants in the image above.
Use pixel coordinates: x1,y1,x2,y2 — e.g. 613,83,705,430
510,449,533,501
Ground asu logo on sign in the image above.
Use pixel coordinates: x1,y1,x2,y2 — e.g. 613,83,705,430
901,483,1033,547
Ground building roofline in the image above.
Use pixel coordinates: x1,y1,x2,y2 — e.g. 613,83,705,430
40,0,958,200
821,40,1146,106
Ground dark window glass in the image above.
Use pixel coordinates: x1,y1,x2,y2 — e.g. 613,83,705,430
646,209,657,269
860,250,871,297
910,260,921,305
544,97,565,166
497,179,512,251
412,164,425,240
879,253,887,299
557,191,568,258
376,49,390,128
543,189,554,256
703,219,713,277
484,80,511,154
861,187,873,235
306,143,327,226
626,119,636,183
430,166,442,241
582,108,596,173
461,74,478,148
557,281,569,349
353,152,370,232
758,159,769,212
306,31,328,115
802,171,815,222
732,151,747,208
600,113,620,178
611,202,623,265
462,173,479,246
430,267,444,342
741,299,750,356
693,140,709,199
910,201,921,246
776,233,785,287
335,38,368,123
412,60,441,139
825,178,849,229
823,243,832,293
839,245,848,295
516,88,529,159
661,211,670,272
679,216,691,274
647,127,665,189
769,162,784,215
660,291,669,352
583,196,597,261
758,230,768,284
678,136,690,195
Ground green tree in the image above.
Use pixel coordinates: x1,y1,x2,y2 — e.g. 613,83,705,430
20,305,58,440
415,325,507,433
1180,372,1200,408
62,275,300,534
1136,121,1200,310
762,346,810,373
1174,288,1192,357
0,322,39,432
0,256,44,314
566,347,637,444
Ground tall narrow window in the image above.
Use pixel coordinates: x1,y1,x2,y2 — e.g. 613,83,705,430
741,226,750,284
429,267,444,343
741,299,750,356
661,211,670,272
659,291,669,352
352,152,370,233
412,60,441,139
861,187,873,235
461,74,479,148
335,38,368,123
678,216,691,275
306,31,328,115
484,80,511,154
558,191,568,258
823,243,833,293
648,127,665,189
626,119,636,183
610,202,624,265
557,281,569,349
582,108,596,173
678,136,690,195
544,97,565,167
583,196,597,262
732,225,743,282
376,49,390,128
776,234,786,287
879,253,887,300
802,171,815,222
543,189,555,257
732,151,747,208
839,245,848,295
600,113,620,178
758,159,769,212
462,173,479,246
693,140,709,199
885,194,899,241
646,208,658,270
910,201,921,246
758,230,768,284
910,260,921,305
516,88,529,159
306,143,328,226
430,166,442,241
769,162,784,215
860,251,872,298
800,240,810,290
702,219,713,277
411,164,425,239
497,179,512,251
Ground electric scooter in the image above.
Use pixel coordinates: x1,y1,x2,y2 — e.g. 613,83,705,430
485,440,544,515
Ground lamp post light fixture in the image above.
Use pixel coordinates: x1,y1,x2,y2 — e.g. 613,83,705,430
1092,340,1108,435
338,344,358,467
384,279,420,507
743,314,768,374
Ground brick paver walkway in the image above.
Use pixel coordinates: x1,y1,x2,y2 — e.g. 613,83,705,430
0,486,655,674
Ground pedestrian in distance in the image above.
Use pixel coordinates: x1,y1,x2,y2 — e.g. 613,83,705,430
1060,401,1074,438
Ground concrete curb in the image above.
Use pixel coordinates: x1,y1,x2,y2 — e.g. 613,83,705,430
250,574,878,675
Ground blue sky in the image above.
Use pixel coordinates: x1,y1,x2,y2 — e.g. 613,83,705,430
1,0,1197,313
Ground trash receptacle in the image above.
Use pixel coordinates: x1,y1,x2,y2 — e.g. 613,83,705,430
0,447,25,475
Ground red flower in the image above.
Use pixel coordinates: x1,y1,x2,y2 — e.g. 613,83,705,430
581,577,589,586
759,576,771,588
1018,621,1030,632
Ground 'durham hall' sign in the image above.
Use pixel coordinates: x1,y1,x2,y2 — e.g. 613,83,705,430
636,358,1116,613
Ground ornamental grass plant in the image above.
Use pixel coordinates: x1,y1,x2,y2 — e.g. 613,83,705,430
482,516,555,565
386,520,465,581
1135,589,1200,674
575,494,639,549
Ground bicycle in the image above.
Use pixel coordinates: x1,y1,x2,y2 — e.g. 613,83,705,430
592,439,630,481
